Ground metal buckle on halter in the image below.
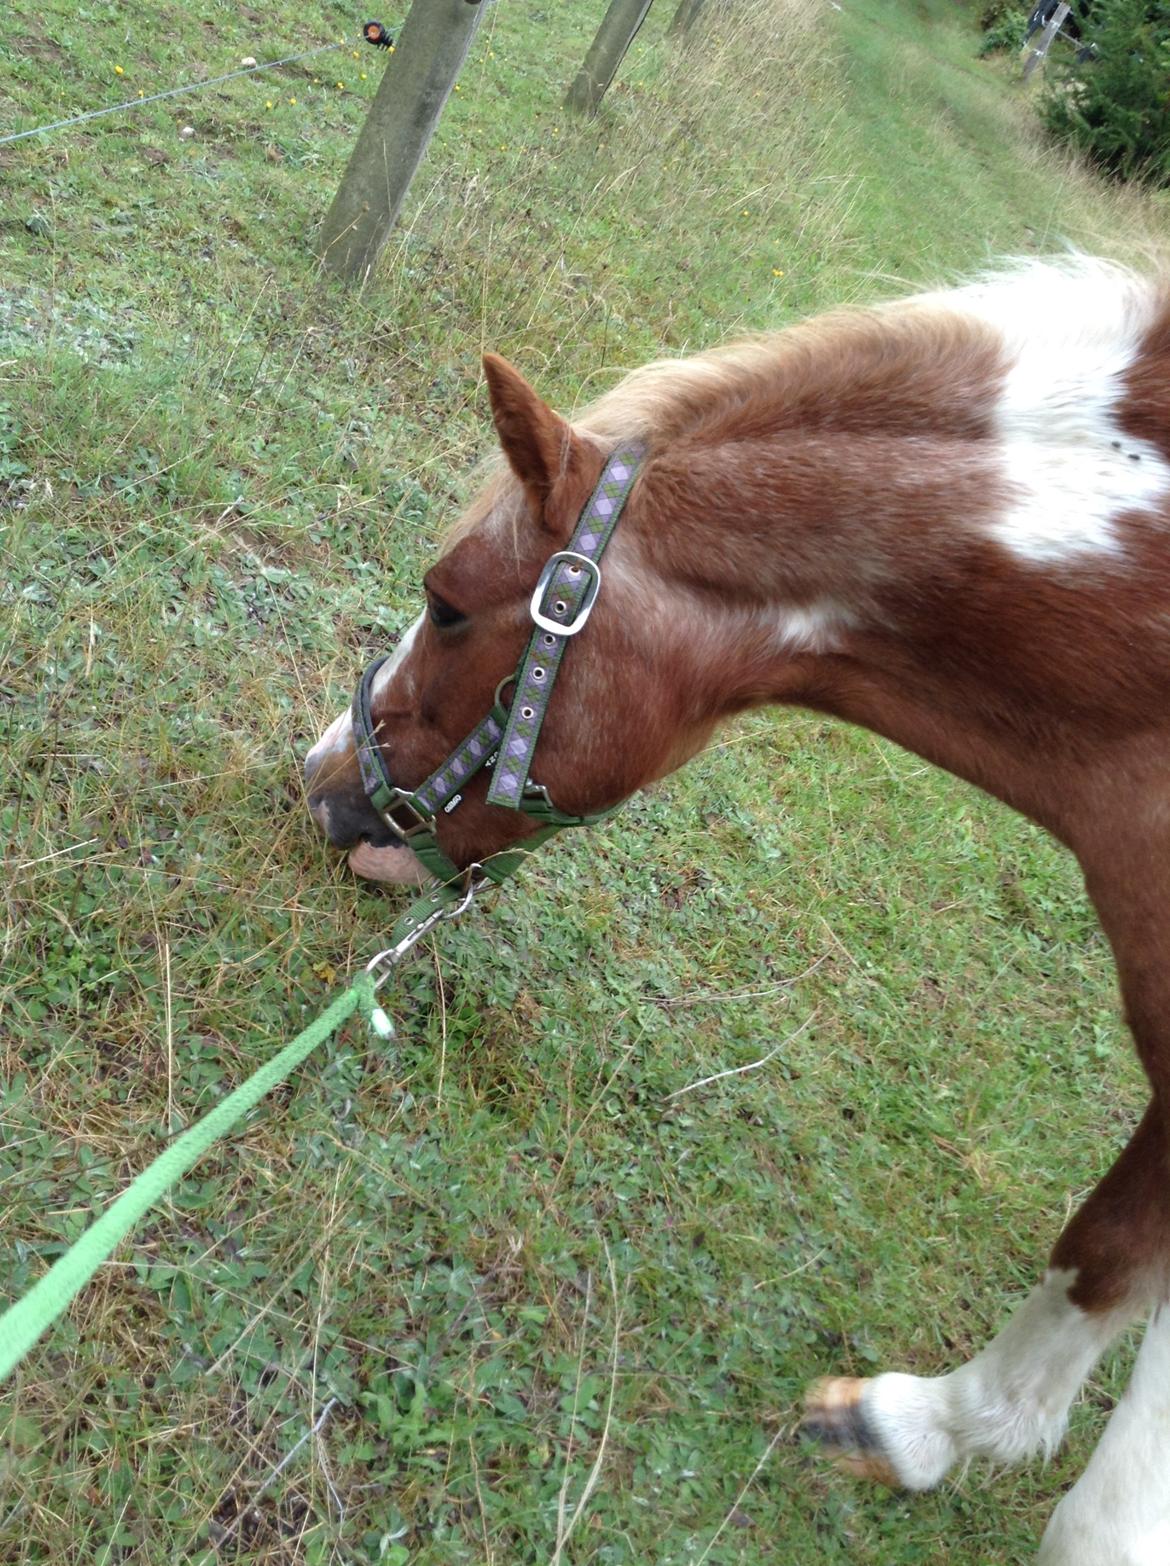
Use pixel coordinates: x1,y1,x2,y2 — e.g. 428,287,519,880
530,552,602,637
379,787,435,842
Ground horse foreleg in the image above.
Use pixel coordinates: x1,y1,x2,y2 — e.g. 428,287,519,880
1036,1302,1170,1566
801,1100,1168,1492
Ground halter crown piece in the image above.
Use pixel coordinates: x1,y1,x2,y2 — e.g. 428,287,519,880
352,442,646,924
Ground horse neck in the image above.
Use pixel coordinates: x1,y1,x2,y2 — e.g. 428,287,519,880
638,427,988,599
631,430,1119,840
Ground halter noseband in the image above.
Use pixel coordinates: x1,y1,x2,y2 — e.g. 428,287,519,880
351,443,646,893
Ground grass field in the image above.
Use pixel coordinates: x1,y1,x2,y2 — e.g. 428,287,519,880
2,1,1169,1561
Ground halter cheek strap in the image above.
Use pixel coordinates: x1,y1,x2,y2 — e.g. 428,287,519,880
351,442,646,894
487,447,641,808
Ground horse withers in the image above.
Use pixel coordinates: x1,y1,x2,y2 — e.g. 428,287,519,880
305,259,1170,1565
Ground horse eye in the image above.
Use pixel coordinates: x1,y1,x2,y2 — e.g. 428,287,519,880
428,594,466,630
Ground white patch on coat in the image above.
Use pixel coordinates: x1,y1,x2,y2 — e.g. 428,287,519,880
918,259,1170,566
1038,1304,1170,1566
856,1269,1134,1491
305,706,353,777
993,435,1168,565
774,599,854,654
370,613,424,702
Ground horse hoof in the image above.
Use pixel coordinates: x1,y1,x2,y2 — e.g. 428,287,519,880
801,1377,902,1489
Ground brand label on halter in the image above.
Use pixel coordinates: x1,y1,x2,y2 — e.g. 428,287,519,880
443,793,463,814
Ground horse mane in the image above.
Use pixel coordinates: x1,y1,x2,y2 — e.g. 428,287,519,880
445,256,1164,547
574,255,1161,447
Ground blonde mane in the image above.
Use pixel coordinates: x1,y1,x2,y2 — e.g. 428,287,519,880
573,253,1152,447
443,309,869,547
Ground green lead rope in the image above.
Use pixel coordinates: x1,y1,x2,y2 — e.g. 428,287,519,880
0,449,648,1384
0,840,579,1386
0,973,377,1386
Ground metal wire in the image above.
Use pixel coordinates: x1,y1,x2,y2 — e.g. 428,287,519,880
0,43,343,148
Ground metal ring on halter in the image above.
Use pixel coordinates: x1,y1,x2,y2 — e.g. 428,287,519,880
378,786,437,841
364,867,485,990
352,444,644,839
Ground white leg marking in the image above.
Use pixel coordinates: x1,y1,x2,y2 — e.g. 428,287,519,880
1038,1305,1170,1566
859,1270,1132,1490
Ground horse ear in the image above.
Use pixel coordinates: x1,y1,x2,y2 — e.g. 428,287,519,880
482,353,579,528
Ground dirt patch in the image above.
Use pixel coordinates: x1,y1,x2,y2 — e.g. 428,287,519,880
12,34,70,67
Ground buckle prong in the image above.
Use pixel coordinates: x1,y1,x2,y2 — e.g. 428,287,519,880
530,552,602,637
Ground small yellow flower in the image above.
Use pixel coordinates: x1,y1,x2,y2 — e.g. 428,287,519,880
265,99,274,109
288,97,297,105
742,209,750,217
336,81,345,89
114,64,124,75
360,72,367,80
138,90,144,98
352,50,360,59
388,44,395,53
454,84,461,91
772,268,785,277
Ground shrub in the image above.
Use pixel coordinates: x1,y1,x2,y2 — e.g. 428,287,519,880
979,0,1021,23
980,11,1030,53
1041,0,1170,184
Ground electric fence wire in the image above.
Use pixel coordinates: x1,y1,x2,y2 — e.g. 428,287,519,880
0,42,345,148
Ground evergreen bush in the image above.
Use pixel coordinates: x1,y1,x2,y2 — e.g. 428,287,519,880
1041,0,1170,184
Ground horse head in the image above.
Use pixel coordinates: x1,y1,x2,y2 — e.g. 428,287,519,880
304,354,720,884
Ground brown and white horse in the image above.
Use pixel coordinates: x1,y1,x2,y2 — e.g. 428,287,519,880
306,258,1170,1564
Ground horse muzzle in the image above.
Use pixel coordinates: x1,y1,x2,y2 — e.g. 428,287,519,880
303,744,429,884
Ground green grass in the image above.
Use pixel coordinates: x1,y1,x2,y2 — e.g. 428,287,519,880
1,1,1167,1562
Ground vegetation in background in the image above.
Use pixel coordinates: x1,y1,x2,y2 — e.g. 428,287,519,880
0,1,1167,1562
978,0,1030,54
1042,0,1170,184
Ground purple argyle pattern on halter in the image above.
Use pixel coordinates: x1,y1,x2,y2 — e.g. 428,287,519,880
487,442,645,810
412,710,505,815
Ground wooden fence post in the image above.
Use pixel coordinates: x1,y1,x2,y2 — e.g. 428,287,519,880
668,0,707,36
317,0,485,283
565,0,655,114
1022,1,1071,79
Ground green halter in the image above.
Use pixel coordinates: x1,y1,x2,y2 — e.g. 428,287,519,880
351,442,646,910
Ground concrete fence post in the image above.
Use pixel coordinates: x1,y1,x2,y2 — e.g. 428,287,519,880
565,0,655,115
